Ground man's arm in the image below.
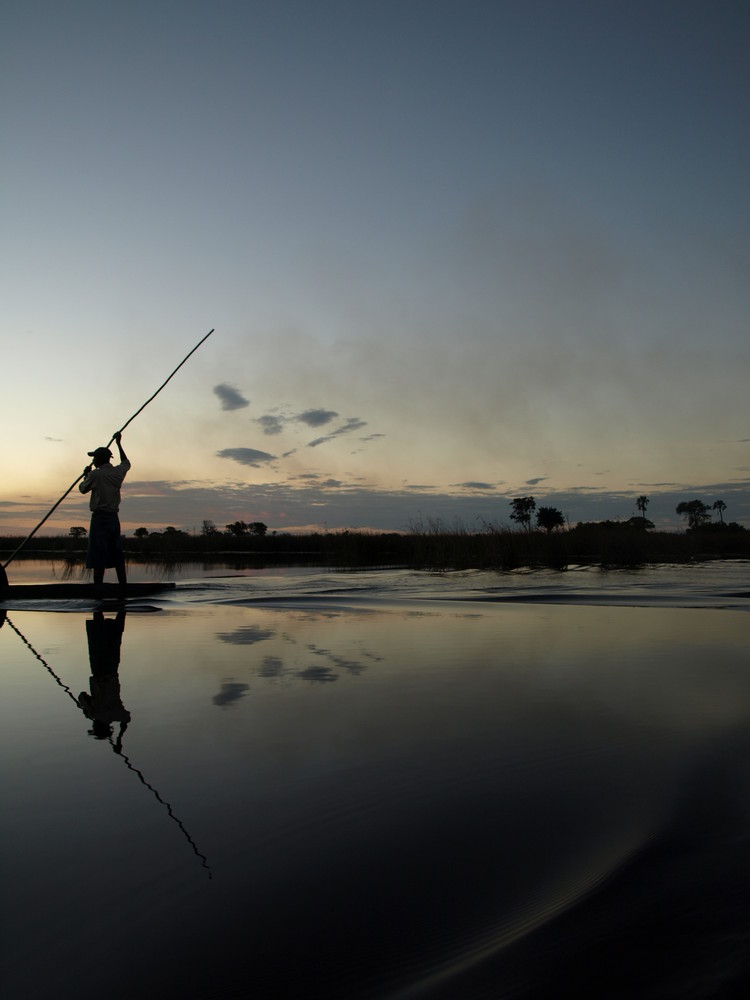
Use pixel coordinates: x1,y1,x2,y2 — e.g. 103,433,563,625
114,431,129,465
79,464,93,494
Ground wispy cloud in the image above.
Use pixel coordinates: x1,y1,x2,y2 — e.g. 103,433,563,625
213,383,249,411
216,447,276,467
308,418,368,448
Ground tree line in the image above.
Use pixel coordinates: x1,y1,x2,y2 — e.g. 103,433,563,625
68,519,269,540
64,496,739,541
508,494,736,533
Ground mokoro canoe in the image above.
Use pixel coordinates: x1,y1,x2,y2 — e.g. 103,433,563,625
0,582,176,601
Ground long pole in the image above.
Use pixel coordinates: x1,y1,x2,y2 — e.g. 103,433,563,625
2,328,214,574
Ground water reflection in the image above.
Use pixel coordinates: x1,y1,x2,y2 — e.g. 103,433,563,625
2,608,212,881
216,609,384,684
79,610,130,748
212,681,250,708
4,591,750,999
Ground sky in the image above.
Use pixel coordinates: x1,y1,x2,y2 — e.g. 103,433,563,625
2,0,748,536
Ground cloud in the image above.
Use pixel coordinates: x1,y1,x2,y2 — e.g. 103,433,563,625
216,447,276,467
213,383,249,411
295,408,339,428
526,477,549,486
256,414,285,435
308,417,368,448
456,482,497,491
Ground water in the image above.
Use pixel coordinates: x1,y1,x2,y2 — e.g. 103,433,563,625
2,561,749,998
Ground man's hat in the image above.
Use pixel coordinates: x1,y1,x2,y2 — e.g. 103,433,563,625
88,446,112,463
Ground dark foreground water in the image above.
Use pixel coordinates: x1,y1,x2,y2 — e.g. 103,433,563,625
2,561,749,998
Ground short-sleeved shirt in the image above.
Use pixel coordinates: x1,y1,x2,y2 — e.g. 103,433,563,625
79,459,131,512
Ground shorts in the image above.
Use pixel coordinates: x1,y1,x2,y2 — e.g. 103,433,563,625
86,510,125,570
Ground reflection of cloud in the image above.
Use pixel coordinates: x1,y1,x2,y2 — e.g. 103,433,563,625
309,418,367,448
296,665,338,683
308,643,369,676
213,681,250,707
214,383,249,410
259,655,284,678
217,625,275,645
216,447,276,467
295,408,338,428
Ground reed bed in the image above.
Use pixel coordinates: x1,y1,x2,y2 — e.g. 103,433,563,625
2,522,748,571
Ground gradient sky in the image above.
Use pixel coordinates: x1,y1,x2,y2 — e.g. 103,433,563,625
2,0,748,535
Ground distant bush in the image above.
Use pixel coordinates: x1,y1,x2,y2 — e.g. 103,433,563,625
1,520,747,571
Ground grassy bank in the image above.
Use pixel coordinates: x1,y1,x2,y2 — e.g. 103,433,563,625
2,522,748,571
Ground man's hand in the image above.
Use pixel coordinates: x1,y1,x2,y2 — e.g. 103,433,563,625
83,465,92,476
114,431,122,444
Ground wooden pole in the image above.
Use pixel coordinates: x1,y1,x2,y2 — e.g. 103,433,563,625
1,328,214,580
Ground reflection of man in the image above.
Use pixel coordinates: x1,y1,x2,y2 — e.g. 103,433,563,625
78,610,130,751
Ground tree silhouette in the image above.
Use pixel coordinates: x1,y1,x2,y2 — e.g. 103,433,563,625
226,521,249,536
536,506,565,533
69,526,87,539
636,495,650,517
510,497,536,532
676,500,711,529
134,527,149,538
712,499,727,524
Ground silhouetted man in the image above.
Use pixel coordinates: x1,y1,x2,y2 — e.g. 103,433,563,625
79,431,130,586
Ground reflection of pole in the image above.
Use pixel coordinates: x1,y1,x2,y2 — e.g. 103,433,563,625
2,614,212,879
4,615,81,709
114,743,212,878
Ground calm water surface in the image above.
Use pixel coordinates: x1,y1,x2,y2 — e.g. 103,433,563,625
1,562,749,998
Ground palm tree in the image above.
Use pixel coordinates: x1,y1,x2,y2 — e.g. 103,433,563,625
712,499,727,524
636,495,649,518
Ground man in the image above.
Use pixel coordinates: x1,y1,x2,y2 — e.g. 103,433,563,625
79,431,130,586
